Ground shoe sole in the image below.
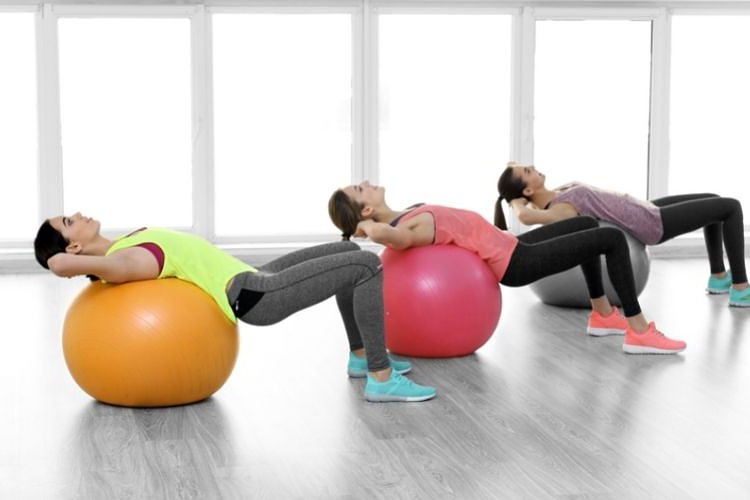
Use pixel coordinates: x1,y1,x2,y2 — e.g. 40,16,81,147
729,301,750,307
365,392,436,403
587,327,626,337
348,366,412,379
623,344,685,354
707,288,730,294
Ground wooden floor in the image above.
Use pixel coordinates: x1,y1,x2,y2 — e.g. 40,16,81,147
1,258,749,499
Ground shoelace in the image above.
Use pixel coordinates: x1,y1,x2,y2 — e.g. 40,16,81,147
389,373,419,390
647,324,666,338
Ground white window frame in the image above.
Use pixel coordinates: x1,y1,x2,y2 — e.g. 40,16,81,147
39,4,202,242
0,6,41,252
207,3,361,249
369,1,519,180
529,7,667,198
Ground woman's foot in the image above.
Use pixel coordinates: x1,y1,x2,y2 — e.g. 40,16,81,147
364,371,436,402
587,307,628,336
623,322,686,354
706,271,732,294
729,286,750,307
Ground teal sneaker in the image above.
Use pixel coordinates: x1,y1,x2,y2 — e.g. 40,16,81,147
364,371,436,402
347,352,412,378
707,272,732,294
729,286,750,307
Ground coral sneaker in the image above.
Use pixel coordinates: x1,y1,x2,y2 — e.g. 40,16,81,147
587,308,628,336
623,322,686,354
729,286,750,307
707,271,732,294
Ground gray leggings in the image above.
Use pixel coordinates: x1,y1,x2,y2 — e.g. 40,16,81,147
226,241,390,372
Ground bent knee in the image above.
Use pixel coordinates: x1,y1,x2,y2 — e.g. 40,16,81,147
337,248,382,277
725,197,742,212
338,240,362,252
357,250,383,273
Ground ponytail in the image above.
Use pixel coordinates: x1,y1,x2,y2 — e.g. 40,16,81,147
495,164,528,231
494,197,508,230
328,189,364,240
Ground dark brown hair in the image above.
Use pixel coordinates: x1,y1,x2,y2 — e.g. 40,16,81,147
494,165,529,230
34,220,67,269
328,189,365,240
33,219,100,281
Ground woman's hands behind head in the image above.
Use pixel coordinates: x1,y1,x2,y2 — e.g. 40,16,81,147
47,253,77,278
354,219,378,239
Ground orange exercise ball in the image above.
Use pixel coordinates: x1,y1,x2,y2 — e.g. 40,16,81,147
63,279,239,407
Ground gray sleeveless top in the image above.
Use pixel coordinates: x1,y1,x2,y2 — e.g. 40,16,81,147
548,182,663,244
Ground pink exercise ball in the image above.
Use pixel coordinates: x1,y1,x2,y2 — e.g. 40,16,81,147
381,245,501,358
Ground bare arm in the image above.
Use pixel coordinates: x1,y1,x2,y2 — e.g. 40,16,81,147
511,198,578,225
46,247,160,283
355,213,435,250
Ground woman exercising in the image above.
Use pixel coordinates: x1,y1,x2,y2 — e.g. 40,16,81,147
34,214,436,403
495,162,749,307
329,181,686,355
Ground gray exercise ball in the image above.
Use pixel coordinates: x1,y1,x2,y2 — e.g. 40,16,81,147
528,221,650,308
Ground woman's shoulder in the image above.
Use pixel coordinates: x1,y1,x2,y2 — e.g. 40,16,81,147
554,181,585,192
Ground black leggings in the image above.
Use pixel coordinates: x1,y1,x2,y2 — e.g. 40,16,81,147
653,193,747,283
501,216,642,317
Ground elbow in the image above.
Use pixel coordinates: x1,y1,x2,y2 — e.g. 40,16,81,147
47,255,67,277
102,267,133,284
49,263,75,279
386,241,411,251
517,212,532,226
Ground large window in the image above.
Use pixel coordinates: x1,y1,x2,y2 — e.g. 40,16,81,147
0,13,38,241
58,18,192,230
378,14,511,220
6,4,750,263
212,13,352,238
670,15,750,214
534,20,651,199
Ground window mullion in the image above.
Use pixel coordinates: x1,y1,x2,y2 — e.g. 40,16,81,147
191,6,215,240
648,8,671,200
36,4,64,221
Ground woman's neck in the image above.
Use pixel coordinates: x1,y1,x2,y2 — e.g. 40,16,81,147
530,187,558,209
84,235,115,257
371,203,410,224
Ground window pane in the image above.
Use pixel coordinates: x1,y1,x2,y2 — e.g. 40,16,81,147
213,14,351,237
671,16,750,214
0,13,37,241
379,14,511,220
534,20,651,199
58,18,192,229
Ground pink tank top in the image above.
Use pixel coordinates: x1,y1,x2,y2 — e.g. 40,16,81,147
392,204,518,281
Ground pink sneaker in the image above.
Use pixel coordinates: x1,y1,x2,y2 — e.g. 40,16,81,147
623,322,686,354
587,308,628,336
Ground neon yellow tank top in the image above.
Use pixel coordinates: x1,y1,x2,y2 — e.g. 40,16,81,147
106,228,256,323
